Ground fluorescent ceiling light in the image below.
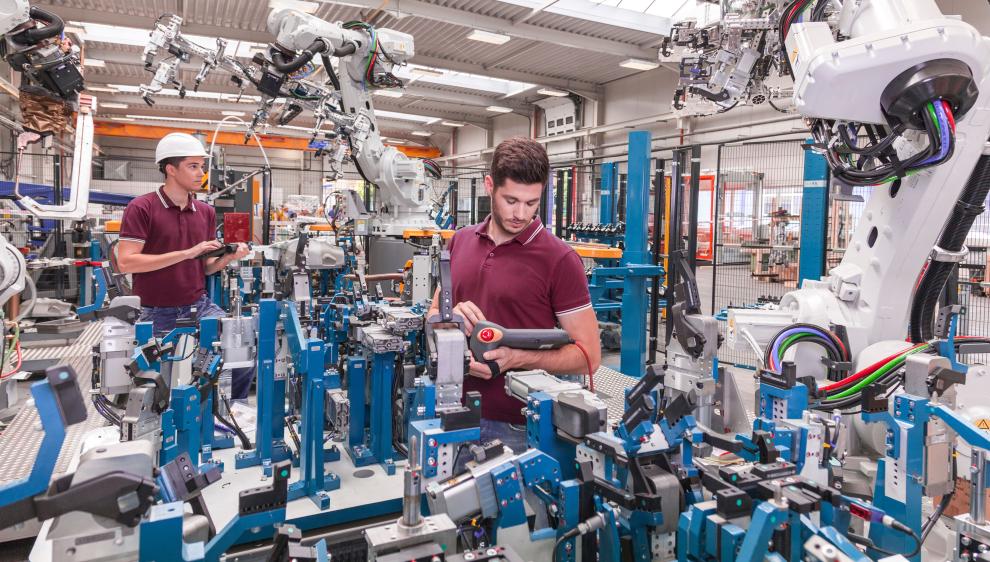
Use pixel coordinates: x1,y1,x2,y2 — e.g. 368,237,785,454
268,0,320,14
467,29,511,45
537,88,569,97
486,106,513,113
222,110,246,116
411,131,432,137
100,102,128,109
619,58,660,71
373,90,404,98
441,121,464,127
83,58,106,68
109,117,135,122
85,86,117,93
374,109,437,123
385,138,407,145
396,64,533,98
411,67,445,78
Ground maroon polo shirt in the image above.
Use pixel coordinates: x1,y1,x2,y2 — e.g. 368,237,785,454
119,186,216,307
449,215,592,423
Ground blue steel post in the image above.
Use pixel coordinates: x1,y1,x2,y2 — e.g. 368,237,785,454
798,139,830,284
287,337,338,508
620,131,652,378
0,379,68,505
235,299,289,470
599,162,616,225
346,356,367,456
369,351,396,473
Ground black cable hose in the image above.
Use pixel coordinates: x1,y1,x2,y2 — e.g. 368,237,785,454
910,153,990,342
321,53,341,92
213,386,253,450
270,40,327,74
19,7,64,46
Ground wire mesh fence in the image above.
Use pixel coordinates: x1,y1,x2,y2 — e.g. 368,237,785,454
712,140,807,368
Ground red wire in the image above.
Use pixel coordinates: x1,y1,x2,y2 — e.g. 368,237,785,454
0,342,22,379
574,340,595,392
819,335,980,392
819,342,927,392
942,100,956,133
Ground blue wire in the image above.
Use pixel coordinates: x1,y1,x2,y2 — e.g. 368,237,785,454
919,101,951,166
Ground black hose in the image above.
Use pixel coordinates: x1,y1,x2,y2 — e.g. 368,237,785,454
321,53,341,91
333,42,357,57
18,7,64,46
270,40,327,73
910,153,990,342
213,386,252,450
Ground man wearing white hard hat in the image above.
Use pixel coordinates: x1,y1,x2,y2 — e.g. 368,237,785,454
116,132,254,399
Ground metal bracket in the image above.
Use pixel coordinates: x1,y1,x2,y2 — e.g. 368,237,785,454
931,245,969,263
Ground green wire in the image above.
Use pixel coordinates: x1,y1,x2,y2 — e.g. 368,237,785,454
927,102,940,135
776,333,814,364
827,347,928,399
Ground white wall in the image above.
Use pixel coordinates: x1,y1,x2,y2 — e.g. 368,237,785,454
492,113,531,145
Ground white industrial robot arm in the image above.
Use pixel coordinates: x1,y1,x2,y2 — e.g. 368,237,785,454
730,0,990,382
0,0,93,220
267,9,434,214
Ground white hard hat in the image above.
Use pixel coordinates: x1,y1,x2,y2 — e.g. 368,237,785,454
155,132,209,164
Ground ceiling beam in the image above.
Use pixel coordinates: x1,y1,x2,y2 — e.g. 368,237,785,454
49,4,612,92
83,49,533,113
93,120,442,157
328,0,658,60
99,91,491,129
411,55,601,100
35,3,271,44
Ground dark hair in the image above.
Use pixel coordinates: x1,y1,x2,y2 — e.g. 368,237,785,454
490,137,549,189
159,156,186,177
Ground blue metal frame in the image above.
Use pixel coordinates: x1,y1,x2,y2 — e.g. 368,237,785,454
279,301,340,508
139,501,288,562
600,162,616,225
0,376,69,506
347,349,397,475
798,139,829,284
236,300,291,471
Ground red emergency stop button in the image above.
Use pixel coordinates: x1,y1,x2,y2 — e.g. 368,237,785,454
479,328,495,342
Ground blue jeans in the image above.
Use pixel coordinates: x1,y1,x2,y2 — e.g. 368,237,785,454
481,419,529,456
454,419,529,475
138,293,255,400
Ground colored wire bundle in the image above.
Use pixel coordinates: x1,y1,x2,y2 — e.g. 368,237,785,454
342,21,403,90
810,99,956,186
763,323,849,374
422,158,442,179
813,336,990,411
0,320,21,379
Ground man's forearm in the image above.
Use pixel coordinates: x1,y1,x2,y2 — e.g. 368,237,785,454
118,250,189,274
204,254,235,275
511,344,596,375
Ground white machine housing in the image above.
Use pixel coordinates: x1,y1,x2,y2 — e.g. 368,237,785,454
732,1,990,373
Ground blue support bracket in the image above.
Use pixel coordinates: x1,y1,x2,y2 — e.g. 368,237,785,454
77,266,108,316
524,392,578,479
737,502,786,560
621,130,653,378
347,350,397,475
798,139,829,284
867,394,926,561
236,300,291,470
139,501,287,562
272,302,340,508
490,461,526,531
0,371,80,507
408,419,479,480
160,385,201,466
